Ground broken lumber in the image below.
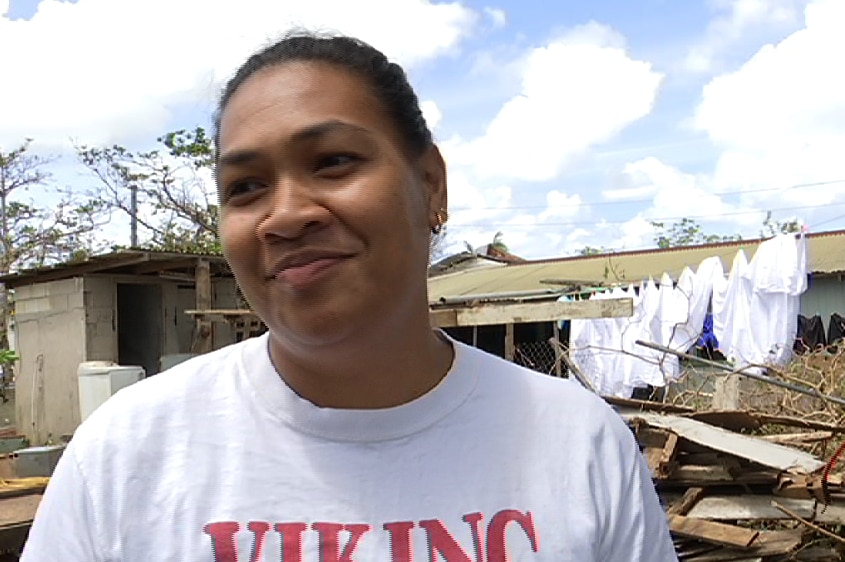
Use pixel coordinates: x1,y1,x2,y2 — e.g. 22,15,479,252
668,514,759,548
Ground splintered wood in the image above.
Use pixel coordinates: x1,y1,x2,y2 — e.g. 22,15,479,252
620,407,845,561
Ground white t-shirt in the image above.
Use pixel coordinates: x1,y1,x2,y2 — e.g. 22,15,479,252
22,334,677,562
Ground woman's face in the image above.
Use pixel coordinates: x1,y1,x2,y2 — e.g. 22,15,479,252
217,61,446,348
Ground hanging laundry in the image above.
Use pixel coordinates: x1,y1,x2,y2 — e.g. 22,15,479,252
743,234,808,367
794,314,827,353
829,313,845,345
570,290,629,396
713,249,753,366
697,313,719,356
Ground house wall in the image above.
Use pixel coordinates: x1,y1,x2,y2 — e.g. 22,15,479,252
12,272,243,444
84,276,117,361
14,278,87,445
800,276,845,323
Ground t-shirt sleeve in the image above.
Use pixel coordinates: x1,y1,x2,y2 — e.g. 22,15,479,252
19,442,104,562
598,414,679,562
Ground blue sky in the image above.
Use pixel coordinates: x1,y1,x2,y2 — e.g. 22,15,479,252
2,0,844,258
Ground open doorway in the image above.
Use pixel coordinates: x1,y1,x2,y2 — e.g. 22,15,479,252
117,283,163,377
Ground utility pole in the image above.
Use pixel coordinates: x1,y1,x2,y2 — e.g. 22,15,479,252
130,184,138,248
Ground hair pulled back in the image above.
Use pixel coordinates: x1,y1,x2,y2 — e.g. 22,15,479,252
214,31,433,160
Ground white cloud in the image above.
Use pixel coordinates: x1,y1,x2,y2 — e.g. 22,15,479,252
420,100,442,132
684,0,808,73
538,190,584,222
484,7,506,28
443,23,663,183
611,215,656,250
0,0,477,148
695,0,845,204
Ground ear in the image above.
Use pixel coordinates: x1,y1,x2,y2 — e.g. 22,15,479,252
418,145,448,229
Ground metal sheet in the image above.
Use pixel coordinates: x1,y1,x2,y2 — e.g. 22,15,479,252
621,410,825,473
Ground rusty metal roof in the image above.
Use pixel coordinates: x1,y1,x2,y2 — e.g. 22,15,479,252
0,250,230,288
428,230,845,302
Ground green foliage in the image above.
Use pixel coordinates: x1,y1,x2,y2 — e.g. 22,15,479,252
0,349,19,366
760,211,801,238
579,246,606,256
491,231,508,253
650,218,742,249
0,140,105,348
76,128,221,254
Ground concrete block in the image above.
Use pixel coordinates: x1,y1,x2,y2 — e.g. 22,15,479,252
48,294,69,311
15,297,51,315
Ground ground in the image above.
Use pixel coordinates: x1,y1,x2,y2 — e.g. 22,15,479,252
0,388,15,430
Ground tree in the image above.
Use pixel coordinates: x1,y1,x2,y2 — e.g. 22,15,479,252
578,246,607,256
0,140,105,391
650,218,741,249
490,231,508,254
77,128,221,254
760,211,801,238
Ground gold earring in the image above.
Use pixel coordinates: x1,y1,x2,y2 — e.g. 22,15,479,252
431,208,448,234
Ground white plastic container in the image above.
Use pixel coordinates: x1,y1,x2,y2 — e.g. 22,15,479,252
13,445,65,477
77,362,145,421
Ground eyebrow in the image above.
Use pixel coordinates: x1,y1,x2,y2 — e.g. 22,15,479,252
217,120,372,168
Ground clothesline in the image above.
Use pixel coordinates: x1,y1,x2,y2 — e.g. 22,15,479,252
569,233,809,398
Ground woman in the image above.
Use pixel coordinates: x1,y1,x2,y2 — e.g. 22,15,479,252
22,33,676,561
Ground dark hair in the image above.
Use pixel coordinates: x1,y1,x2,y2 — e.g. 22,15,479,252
214,31,433,160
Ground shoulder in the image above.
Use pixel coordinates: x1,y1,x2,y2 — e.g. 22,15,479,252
454,340,628,436
72,335,265,448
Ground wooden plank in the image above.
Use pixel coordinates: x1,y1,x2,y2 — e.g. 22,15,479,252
608,396,694,414
685,411,762,432
645,447,663,477
552,322,562,377
665,465,779,486
668,514,759,548
759,431,833,445
0,495,41,527
430,298,633,328
680,530,801,561
775,473,832,502
750,413,845,433
619,411,825,473
686,411,845,434
667,487,706,516
687,495,845,524
504,323,515,361
659,433,679,473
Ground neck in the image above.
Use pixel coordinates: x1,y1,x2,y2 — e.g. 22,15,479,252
268,309,453,409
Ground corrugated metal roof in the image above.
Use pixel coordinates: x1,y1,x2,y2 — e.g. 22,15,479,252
428,230,845,302
0,250,230,288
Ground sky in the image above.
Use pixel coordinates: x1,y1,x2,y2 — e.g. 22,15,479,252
2,0,844,259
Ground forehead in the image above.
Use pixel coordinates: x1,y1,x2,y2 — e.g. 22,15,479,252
218,61,397,151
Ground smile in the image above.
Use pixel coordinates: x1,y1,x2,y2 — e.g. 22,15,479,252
272,256,348,289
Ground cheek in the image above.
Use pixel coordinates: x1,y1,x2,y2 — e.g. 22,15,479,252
220,215,256,263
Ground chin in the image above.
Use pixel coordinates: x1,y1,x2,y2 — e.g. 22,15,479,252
268,307,363,349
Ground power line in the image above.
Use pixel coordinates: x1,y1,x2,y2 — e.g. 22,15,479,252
446,201,845,229
448,178,845,212
810,212,845,230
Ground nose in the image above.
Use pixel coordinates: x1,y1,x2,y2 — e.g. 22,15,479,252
255,176,332,240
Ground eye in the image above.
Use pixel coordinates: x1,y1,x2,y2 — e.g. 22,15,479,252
224,179,266,203
314,153,361,175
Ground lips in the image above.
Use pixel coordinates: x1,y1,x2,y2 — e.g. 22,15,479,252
275,257,346,288
268,251,353,289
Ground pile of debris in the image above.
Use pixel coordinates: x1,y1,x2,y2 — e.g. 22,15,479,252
614,397,845,561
